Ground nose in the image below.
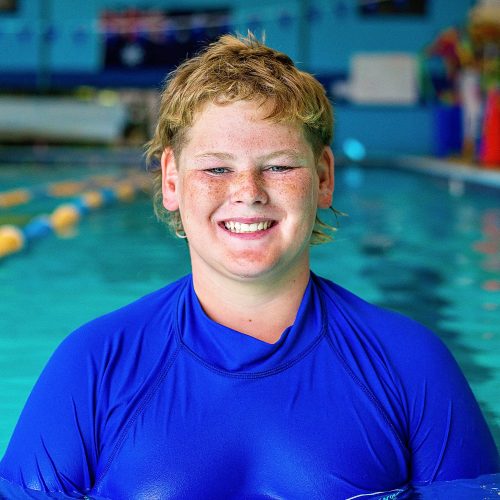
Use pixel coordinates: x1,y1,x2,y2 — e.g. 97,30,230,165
230,170,268,205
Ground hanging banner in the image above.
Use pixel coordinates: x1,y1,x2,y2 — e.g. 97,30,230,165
100,8,231,69
359,0,427,16
0,0,17,13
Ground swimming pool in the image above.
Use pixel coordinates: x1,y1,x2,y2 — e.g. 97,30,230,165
0,150,499,495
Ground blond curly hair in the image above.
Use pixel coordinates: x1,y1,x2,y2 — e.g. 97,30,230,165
145,32,336,244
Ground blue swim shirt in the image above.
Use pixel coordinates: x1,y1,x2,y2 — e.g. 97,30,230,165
1,273,498,499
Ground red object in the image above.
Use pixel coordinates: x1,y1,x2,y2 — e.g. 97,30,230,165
480,88,500,168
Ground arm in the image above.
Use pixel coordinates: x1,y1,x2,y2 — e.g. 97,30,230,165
319,278,499,483
397,324,499,483
0,327,99,496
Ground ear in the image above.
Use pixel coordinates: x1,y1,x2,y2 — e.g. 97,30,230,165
161,148,180,211
316,146,334,209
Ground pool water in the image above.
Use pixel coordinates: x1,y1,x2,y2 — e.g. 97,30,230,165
0,157,499,494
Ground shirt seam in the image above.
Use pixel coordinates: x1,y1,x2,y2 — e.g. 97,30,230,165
174,276,329,379
324,332,407,454
315,278,408,455
179,329,326,379
93,342,181,489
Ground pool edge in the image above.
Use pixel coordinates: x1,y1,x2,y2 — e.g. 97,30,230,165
375,155,500,190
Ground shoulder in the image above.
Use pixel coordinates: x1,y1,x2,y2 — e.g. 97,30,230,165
21,275,190,435
313,273,468,414
314,275,500,479
314,274,451,365
46,275,190,382
62,275,189,350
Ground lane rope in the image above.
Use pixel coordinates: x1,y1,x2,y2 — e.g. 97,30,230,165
0,172,150,260
0,174,136,208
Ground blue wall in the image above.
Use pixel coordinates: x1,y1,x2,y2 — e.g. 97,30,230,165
1,0,100,71
0,0,474,73
0,0,475,155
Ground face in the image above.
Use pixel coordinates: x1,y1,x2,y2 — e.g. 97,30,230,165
161,100,334,284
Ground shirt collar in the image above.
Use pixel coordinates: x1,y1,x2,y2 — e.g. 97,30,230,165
176,273,326,375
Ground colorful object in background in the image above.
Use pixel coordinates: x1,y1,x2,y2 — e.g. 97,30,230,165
469,0,500,90
0,173,150,260
433,104,463,158
421,27,470,159
458,68,483,160
480,88,500,168
420,25,475,103
421,0,500,167
425,27,466,83
468,1,500,168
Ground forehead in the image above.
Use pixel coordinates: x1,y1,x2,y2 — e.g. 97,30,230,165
182,100,312,155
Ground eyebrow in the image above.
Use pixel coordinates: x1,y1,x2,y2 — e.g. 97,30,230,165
194,150,307,162
194,152,234,161
259,150,307,162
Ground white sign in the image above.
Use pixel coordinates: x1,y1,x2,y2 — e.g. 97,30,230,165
348,53,418,105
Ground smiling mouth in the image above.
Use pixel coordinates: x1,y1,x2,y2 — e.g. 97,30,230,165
222,220,275,234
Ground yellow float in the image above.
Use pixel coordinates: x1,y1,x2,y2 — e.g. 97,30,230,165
0,225,25,258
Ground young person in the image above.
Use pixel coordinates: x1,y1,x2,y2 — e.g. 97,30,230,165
1,33,498,499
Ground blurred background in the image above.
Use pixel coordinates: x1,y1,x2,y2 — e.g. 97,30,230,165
0,0,499,470
0,0,498,159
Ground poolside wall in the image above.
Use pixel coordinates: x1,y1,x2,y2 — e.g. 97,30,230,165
0,0,474,155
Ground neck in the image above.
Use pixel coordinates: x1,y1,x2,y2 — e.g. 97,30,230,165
191,265,311,344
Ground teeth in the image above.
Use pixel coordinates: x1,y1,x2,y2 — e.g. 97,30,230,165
224,221,272,233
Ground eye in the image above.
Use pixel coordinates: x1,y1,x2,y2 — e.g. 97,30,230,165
205,167,230,175
266,165,292,173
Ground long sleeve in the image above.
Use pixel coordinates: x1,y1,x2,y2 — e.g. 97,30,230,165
0,281,182,498
400,328,499,483
322,277,499,484
0,327,99,497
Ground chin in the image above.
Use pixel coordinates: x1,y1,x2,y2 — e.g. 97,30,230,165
220,261,279,281
226,267,273,281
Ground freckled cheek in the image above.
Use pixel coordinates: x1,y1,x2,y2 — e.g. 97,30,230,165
273,176,317,211
179,175,228,220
